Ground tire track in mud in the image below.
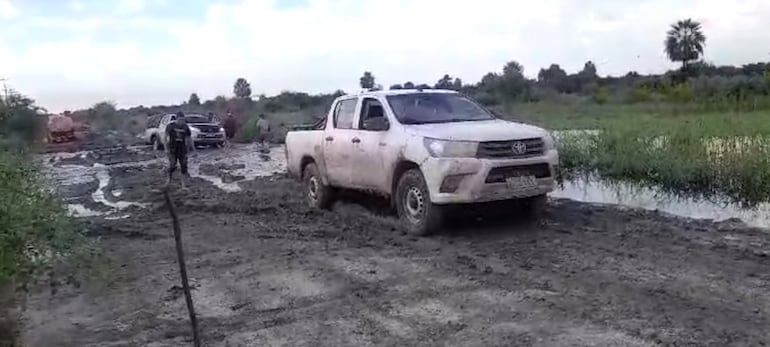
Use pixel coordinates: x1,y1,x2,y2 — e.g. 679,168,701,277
127,180,770,345
407,202,770,346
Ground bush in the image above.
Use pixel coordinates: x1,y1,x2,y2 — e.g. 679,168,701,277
663,83,693,103
0,92,93,288
0,150,89,287
626,85,653,103
0,93,45,149
236,114,258,143
592,86,610,104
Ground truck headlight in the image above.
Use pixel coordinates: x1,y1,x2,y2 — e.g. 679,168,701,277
543,132,555,150
423,138,478,158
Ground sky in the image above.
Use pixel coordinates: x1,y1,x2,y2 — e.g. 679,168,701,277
1,0,769,113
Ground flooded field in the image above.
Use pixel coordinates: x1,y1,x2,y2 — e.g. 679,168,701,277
42,142,770,230
20,143,770,347
41,144,286,218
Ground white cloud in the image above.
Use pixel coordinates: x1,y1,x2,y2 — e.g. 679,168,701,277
69,0,86,12
0,0,19,19
116,0,146,15
5,0,770,112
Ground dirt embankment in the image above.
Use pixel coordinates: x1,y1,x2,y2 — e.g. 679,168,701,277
19,147,770,346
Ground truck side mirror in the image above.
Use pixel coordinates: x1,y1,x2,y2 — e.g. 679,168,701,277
363,117,389,131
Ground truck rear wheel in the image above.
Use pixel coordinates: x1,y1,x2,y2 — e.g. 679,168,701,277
303,163,333,209
396,169,443,236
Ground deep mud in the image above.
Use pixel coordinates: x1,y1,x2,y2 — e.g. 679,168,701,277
20,145,770,346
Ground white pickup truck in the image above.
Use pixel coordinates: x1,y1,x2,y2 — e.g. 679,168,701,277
285,89,559,235
144,113,226,149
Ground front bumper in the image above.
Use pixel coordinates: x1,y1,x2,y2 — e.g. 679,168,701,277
421,149,559,205
193,133,225,144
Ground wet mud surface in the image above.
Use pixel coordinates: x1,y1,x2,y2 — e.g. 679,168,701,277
21,144,770,346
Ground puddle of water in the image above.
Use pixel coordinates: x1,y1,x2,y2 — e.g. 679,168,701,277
189,144,287,192
66,204,106,217
553,177,770,229
92,164,149,210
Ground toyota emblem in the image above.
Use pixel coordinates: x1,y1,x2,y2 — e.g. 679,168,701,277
511,141,527,155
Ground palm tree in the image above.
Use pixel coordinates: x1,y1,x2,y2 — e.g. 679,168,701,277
665,18,706,71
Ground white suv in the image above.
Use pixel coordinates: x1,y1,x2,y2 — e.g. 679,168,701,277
285,89,558,235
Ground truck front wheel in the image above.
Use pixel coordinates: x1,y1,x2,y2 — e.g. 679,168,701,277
302,163,334,209
396,169,443,236
151,135,164,151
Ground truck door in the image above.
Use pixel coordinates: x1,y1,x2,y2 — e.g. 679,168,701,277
323,97,359,187
350,97,390,192
159,114,174,145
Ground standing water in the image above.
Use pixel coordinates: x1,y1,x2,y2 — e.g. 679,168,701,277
40,143,770,229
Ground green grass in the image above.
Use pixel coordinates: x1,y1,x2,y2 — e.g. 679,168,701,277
507,102,770,136
541,104,770,206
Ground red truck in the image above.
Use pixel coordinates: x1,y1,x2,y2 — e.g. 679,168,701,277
46,113,76,143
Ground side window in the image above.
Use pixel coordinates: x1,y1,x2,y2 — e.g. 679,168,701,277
358,98,385,128
334,98,357,129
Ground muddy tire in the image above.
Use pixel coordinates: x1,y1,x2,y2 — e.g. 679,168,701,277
302,163,334,209
395,169,443,236
524,194,547,219
151,135,164,151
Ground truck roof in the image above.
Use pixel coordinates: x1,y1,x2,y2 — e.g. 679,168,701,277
345,89,458,98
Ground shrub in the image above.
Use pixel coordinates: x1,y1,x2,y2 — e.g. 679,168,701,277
626,84,653,103
0,150,89,287
663,83,693,103
236,114,258,143
592,86,610,104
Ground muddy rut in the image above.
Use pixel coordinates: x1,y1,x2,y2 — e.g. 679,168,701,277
21,145,770,346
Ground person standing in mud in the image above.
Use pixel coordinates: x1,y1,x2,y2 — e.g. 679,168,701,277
165,111,196,188
255,113,271,152
223,112,237,147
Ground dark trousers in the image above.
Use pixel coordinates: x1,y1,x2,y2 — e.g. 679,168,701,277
168,145,188,177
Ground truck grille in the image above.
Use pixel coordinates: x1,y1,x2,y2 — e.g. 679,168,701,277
195,125,221,133
476,138,545,159
485,163,551,183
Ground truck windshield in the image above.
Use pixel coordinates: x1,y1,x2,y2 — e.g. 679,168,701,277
184,115,210,124
386,93,495,125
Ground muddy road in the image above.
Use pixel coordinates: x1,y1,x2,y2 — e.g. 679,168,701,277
21,144,770,346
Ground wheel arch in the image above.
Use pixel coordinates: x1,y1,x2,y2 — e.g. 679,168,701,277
300,155,315,177
389,160,420,208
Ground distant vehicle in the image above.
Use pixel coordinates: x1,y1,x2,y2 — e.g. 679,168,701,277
144,113,226,149
285,89,559,236
47,113,76,143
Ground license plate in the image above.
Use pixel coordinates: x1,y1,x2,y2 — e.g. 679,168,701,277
505,176,537,190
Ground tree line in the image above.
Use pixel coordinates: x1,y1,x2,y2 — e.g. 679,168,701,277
349,19,768,108
81,17,770,124
212,18,766,114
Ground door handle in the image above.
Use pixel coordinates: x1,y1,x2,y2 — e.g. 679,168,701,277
325,136,334,141
352,137,361,143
